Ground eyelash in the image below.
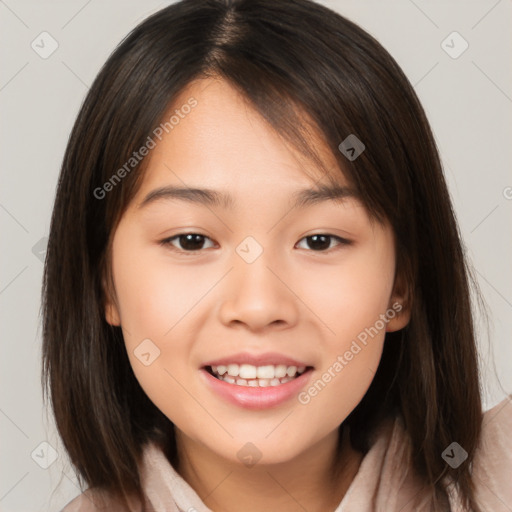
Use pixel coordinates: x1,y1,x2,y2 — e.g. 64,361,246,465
159,232,352,255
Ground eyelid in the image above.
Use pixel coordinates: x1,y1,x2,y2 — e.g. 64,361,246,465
159,232,216,253
159,231,352,254
295,234,352,252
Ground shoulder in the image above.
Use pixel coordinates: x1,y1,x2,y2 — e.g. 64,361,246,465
472,394,512,511
60,488,144,512
476,394,512,462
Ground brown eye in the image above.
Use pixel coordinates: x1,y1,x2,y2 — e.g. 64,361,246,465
296,234,351,252
160,233,215,252
159,232,351,254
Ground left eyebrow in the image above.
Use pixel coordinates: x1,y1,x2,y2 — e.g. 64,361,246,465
137,184,358,211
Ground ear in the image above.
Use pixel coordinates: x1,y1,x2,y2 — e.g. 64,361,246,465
102,274,121,326
386,271,411,332
105,301,121,327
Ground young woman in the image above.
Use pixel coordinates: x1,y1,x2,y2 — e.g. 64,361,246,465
42,0,511,511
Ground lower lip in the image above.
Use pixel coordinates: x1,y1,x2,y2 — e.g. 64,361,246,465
199,368,314,410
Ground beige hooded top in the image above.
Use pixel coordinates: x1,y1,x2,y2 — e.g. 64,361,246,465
61,395,512,512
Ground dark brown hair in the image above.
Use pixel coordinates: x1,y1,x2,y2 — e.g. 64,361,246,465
42,0,485,510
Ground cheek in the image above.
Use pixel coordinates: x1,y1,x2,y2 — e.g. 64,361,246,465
110,238,215,418
112,238,212,340
294,242,394,421
298,344,384,428
112,253,194,422
296,241,395,342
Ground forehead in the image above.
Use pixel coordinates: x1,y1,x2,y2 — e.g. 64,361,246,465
130,77,348,208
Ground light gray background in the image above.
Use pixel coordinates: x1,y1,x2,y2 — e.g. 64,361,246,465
1,1,511,510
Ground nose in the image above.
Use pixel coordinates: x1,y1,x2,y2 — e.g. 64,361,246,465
217,250,300,332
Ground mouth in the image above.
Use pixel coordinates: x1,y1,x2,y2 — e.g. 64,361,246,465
203,364,314,388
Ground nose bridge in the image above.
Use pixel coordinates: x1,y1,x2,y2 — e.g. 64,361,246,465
232,236,281,298
217,236,299,330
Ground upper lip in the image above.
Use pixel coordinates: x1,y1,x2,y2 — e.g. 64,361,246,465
202,352,313,368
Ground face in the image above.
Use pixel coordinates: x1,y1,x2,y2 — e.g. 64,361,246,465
104,78,409,467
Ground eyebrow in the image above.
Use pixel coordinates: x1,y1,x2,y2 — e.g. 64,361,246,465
137,184,357,211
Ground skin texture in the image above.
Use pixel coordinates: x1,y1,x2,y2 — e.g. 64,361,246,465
104,78,410,512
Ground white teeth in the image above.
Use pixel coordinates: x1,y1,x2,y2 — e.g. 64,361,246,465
217,375,295,387
274,365,288,378
227,364,239,377
286,365,297,377
210,363,307,380
256,365,274,379
239,364,257,379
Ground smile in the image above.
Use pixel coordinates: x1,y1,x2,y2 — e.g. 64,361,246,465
201,365,314,410
207,363,308,387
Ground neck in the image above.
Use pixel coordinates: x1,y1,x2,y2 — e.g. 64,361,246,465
174,425,363,512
